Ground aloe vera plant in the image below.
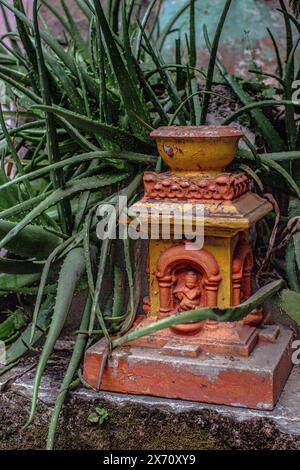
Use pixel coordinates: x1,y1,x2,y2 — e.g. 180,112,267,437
0,0,298,450
211,2,300,320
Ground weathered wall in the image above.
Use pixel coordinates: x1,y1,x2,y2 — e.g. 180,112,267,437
0,0,291,76
43,0,290,76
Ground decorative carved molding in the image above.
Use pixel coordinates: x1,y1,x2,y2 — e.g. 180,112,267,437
143,171,249,202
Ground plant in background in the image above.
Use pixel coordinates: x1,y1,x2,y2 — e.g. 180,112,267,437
206,0,300,323
0,0,296,450
290,0,300,17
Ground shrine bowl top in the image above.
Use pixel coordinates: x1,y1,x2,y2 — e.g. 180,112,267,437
150,126,243,175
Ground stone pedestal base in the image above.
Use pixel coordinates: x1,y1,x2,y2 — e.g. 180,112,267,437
83,324,294,410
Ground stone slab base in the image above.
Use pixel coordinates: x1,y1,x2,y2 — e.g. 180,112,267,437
83,326,294,410
1,339,300,450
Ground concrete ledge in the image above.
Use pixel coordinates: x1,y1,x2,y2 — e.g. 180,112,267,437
0,343,300,450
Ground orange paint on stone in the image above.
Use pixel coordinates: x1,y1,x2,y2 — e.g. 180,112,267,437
83,126,293,409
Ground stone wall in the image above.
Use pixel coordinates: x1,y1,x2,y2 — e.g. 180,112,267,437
0,0,290,75
38,0,289,75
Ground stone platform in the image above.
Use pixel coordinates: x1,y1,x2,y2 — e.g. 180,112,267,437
83,324,294,411
0,337,299,450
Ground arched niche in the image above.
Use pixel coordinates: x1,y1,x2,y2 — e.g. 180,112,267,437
232,237,254,306
155,242,221,320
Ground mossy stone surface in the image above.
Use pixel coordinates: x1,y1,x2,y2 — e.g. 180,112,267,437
0,350,300,450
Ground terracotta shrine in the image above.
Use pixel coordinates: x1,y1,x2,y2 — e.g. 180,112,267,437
84,126,294,410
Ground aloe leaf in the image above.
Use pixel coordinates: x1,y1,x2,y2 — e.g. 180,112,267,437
113,280,283,347
0,294,55,373
109,0,121,34
0,119,45,141
0,103,35,198
0,258,44,274
259,157,300,198
31,105,154,153
40,0,72,36
24,246,86,429
13,0,40,92
87,173,143,335
0,191,52,220
121,0,139,92
56,116,98,153
0,70,41,104
293,231,300,274
279,0,294,72
175,36,185,91
61,0,87,55
88,14,98,74
0,165,19,209
0,37,27,67
0,310,27,342
47,295,92,450
120,237,135,332
0,150,155,191
0,4,22,56
83,206,111,342
204,27,287,152
249,68,284,86
200,0,232,124
92,0,150,141
134,0,157,60
280,289,300,324
0,173,129,249
0,64,31,85
75,0,93,19
284,35,300,150
89,239,111,338
286,238,300,292
238,163,264,192
158,0,190,51
33,0,73,235
0,272,41,291
0,0,99,97
278,7,300,33
187,2,201,125
0,219,60,258
30,238,73,344
260,151,300,162
134,60,169,124
111,265,124,320
42,49,85,114
267,28,283,78
169,89,197,125
139,22,187,124
223,99,299,124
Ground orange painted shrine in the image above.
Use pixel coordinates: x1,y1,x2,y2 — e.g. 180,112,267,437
84,126,294,410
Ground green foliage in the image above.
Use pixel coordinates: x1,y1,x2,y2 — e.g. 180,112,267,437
88,407,109,426
0,0,298,450
290,0,300,17
0,308,27,343
280,289,300,323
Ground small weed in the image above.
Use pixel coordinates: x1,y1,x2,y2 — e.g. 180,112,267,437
88,407,109,426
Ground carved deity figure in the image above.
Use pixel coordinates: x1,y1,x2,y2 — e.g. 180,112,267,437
173,270,202,311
